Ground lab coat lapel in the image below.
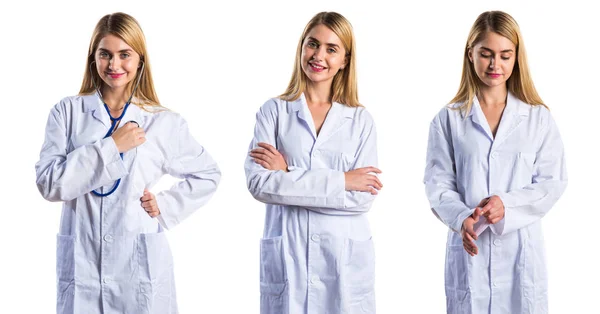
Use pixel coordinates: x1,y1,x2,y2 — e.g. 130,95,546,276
293,94,317,140
315,102,352,146
491,93,528,150
85,92,111,128
119,102,144,129
469,96,494,142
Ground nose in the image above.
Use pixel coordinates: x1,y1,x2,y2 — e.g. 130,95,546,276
488,57,496,69
109,56,120,70
312,46,326,60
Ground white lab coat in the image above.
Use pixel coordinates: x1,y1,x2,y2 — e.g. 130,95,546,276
36,93,221,314
245,94,378,314
424,93,567,314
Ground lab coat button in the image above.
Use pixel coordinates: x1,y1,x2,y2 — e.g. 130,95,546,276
311,234,321,242
103,277,111,284
492,282,497,287
491,152,498,159
103,234,113,243
310,275,319,284
493,239,501,246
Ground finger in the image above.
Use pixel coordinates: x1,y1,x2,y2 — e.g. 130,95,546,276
140,194,153,202
257,142,279,155
141,201,152,209
249,152,270,160
369,187,379,195
251,155,271,164
463,236,478,255
367,180,382,191
464,231,477,245
472,208,481,224
250,148,266,154
250,148,276,160
253,158,273,170
359,166,382,174
367,175,383,189
463,243,475,256
465,222,477,240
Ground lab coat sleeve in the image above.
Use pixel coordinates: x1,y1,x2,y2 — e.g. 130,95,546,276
155,115,221,230
244,103,376,214
424,114,473,233
35,104,128,202
493,113,567,235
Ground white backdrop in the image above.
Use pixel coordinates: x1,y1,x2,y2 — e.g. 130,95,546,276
0,0,597,312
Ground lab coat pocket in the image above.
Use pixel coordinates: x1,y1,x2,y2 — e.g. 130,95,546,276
342,237,375,313
518,152,536,183
260,236,288,313
137,232,176,314
56,234,75,314
445,246,469,302
319,149,356,172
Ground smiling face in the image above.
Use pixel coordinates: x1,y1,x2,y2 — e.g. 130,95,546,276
469,31,517,90
300,24,347,88
95,34,141,93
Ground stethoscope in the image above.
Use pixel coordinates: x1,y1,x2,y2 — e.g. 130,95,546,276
89,60,145,197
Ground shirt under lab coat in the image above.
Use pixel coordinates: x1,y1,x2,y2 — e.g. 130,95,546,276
245,94,378,314
35,93,221,314
424,93,567,314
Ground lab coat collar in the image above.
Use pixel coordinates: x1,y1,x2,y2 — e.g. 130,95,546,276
87,91,144,129
292,93,354,140
292,93,354,118
467,91,530,144
492,92,529,148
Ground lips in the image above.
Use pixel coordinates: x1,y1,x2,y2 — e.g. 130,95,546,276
486,73,501,79
106,72,125,79
308,62,326,72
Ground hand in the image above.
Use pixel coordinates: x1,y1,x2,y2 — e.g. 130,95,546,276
250,142,288,171
480,195,505,224
140,189,160,218
344,167,383,195
111,122,146,153
462,208,482,256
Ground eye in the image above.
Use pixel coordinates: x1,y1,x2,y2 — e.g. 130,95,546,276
327,47,337,53
98,51,110,59
307,41,318,48
480,53,491,58
501,55,510,60
120,53,130,59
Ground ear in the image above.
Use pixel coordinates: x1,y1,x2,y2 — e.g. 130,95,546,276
467,48,473,63
341,55,348,70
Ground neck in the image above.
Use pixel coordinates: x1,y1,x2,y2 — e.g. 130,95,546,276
305,81,332,106
101,86,129,110
478,84,508,108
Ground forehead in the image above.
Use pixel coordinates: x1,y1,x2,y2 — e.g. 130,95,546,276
97,34,134,51
475,31,515,51
305,24,343,46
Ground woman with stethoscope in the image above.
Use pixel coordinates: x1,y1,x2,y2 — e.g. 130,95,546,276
424,11,567,313
244,11,382,314
35,12,220,313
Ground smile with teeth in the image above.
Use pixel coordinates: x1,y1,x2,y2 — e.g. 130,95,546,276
309,62,326,72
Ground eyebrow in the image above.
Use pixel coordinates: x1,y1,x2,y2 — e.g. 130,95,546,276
480,46,514,53
307,37,340,49
97,48,133,53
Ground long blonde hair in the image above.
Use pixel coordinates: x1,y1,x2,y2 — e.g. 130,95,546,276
79,12,161,108
451,11,545,113
280,12,360,107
